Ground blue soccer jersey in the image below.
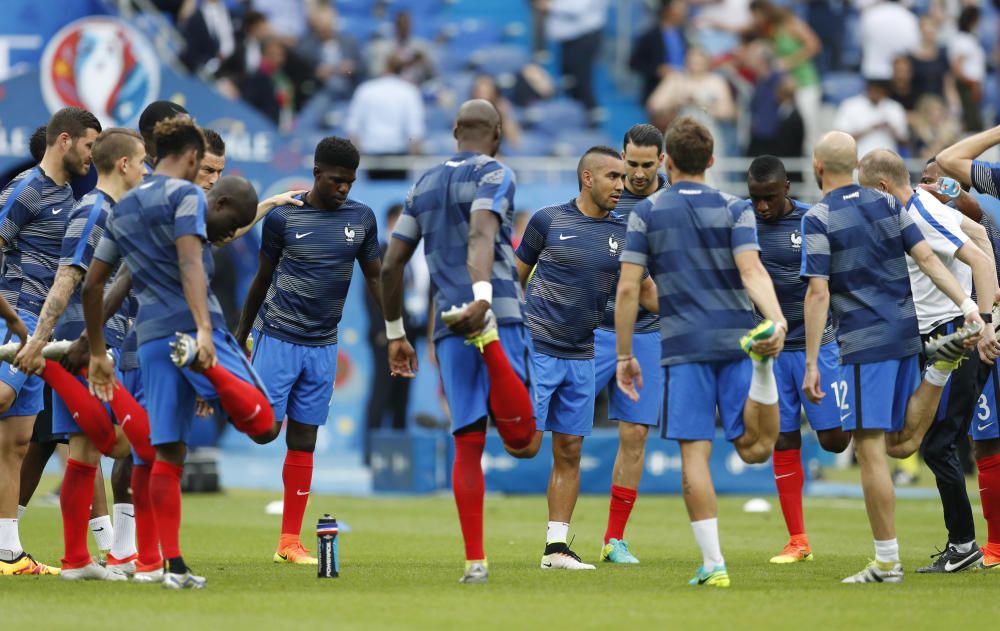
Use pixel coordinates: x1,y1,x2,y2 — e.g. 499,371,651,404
755,199,835,351
392,152,521,340
971,159,1000,198
800,184,924,364
93,175,227,345
516,200,628,360
622,182,759,366
52,190,131,347
0,167,74,315
253,196,380,346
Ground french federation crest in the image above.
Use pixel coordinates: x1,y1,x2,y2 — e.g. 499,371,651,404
790,230,802,251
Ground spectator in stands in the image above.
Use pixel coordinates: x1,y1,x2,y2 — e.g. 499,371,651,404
909,16,952,103
646,47,735,134
367,10,435,86
949,6,985,132
833,79,908,157
860,0,919,80
240,38,295,128
471,75,522,148
746,46,804,159
177,0,236,75
630,0,688,102
295,2,363,101
346,54,425,180
252,0,307,44
889,56,918,113
216,10,272,98
692,0,753,58
542,0,609,125
805,0,847,73
911,94,961,159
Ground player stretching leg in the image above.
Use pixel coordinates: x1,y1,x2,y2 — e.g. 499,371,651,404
594,124,667,564
235,137,383,565
516,146,658,571
382,100,536,584
0,108,101,576
746,156,851,564
801,133,984,584
616,118,787,588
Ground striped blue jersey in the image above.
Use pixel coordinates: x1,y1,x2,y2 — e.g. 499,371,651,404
599,173,665,334
52,190,131,347
93,175,226,346
622,182,759,366
972,160,1000,198
980,211,1000,273
800,184,924,364
393,152,521,341
754,199,835,351
0,167,74,315
253,196,380,346
516,200,628,360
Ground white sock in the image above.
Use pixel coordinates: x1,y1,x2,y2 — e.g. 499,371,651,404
923,364,951,387
546,521,569,544
16,505,25,520
110,504,137,559
89,515,114,551
874,538,899,564
748,359,778,405
952,540,974,554
0,519,23,561
691,518,725,570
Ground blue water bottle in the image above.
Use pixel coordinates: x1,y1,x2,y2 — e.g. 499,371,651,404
317,514,339,578
937,177,962,199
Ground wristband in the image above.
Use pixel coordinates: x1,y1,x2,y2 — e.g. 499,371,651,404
385,318,406,340
472,281,492,305
617,355,634,363
960,298,978,317
982,313,994,324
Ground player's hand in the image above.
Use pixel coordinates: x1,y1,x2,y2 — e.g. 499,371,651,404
264,190,307,210
446,300,489,336
13,337,46,376
388,338,418,378
917,182,951,204
751,321,787,358
195,397,214,417
616,357,643,403
61,335,91,374
977,323,1000,365
802,364,824,404
88,353,117,402
6,315,28,349
963,311,985,349
193,328,218,371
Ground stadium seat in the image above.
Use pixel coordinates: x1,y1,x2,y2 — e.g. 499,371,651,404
440,18,503,53
523,99,588,133
469,45,530,77
423,131,459,155
550,129,612,157
821,72,864,106
502,131,552,157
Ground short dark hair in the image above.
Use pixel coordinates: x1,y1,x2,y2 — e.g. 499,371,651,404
623,124,664,153
315,136,360,169
92,128,144,174
45,107,102,146
139,101,188,140
201,128,226,157
577,145,622,190
665,117,713,174
153,116,205,161
747,155,787,183
958,6,980,32
29,126,47,162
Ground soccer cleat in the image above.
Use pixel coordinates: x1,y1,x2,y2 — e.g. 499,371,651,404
106,552,138,577
916,543,983,573
61,562,128,581
162,570,207,589
0,553,60,576
133,564,165,584
740,320,776,362
924,320,983,364
769,538,814,564
459,561,488,584
688,564,730,587
442,303,499,351
273,541,319,565
841,560,903,583
601,538,639,564
169,332,199,368
541,542,596,570
980,545,1000,570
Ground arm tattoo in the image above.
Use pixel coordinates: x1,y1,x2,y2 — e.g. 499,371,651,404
34,266,84,342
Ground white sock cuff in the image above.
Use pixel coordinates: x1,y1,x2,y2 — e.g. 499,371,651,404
89,515,114,551
923,364,951,387
16,505,25,520
874,538,899,563
546,521,570,544
749,360,778,405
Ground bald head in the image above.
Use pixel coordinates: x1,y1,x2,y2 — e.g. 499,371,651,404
454,99,501,155
814,131,858,176
206,175,259,242
858,148,911,191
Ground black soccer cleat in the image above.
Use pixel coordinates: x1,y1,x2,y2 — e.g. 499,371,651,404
915,542,983,573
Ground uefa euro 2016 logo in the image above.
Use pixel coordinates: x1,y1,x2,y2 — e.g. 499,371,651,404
40,17,160,129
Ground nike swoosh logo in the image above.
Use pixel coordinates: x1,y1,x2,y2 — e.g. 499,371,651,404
945,558,976,572
93,527,104,532
122,513,134,518
72,412,79,419
295,232,313,239
276,553,288,561
558,234,577,241
122,414,132,426
840,414,852,422
542,562,552,567
978,423,994,431
296,490,310,496
774,472,796,480
698,576,711,585
51,208,62,215
240,404,262,423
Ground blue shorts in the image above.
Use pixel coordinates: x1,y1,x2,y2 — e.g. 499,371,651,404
594,328,663,426
775,343,842,433
52,348,122,436
251,332,337,425
435,324,532,433
532,353,595,437
0,310,44,419
972,364,1000,441
839,356,920,433
662,359,751,442
120,367,149,465
139,329,269,446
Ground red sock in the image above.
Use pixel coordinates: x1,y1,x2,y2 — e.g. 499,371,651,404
149,460,184,559
60,459,97,569
604,484,637,544
201,364,275,436
280,450,314,539
453,432,486,561
130,463,162,568
108,380,155,464
773,448,806,538
480,340,534,449
978,453,1000,549
41,361,115,454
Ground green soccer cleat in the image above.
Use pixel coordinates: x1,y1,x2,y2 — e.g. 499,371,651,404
740,320,777,362
688,564,730,587
601,539,640,564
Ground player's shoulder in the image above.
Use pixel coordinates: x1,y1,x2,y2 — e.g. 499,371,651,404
2,167,44,204
341,197,377,220
163,176,203,200
471,154,515,182
70,191,105,217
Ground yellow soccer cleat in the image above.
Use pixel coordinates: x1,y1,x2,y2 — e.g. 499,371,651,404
688,564,730,587
274,540,319,565
740,320,777,362
0,553,60,576
769,538,814,564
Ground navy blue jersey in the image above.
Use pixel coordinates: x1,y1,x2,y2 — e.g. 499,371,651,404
253,196,380,346
94,175,226,346
754,199,835,351
972,159,1000,199
801,185,924,364
0,167,74,315
393,152,522,341
622,182,759,366
516,200,628,360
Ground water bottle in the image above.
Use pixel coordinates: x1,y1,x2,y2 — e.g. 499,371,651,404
317,514,339,578
937,177,961,199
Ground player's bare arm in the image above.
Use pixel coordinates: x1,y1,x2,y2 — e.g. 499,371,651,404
14,264,84,374
450,209,500,336
63,265,132,373
910,240,986,340
937,125,1000,187
224,189,307,244
951,228,1000,362
359,257,383,312
82,258,117,402
735,249,787,356
381,236,418,378
638,276,658,314
176,234,217,370
802,277,830,404
0,294,26,349
235,252,276,350
515,257,533,289
614,261,644,402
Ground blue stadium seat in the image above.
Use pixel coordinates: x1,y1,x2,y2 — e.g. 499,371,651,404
469,45,529,78
523,99,588,133
425,105,456,132
821,72,864,106
423,131,458,155
502,131,553,157
440,18,503,52
550,129,612,158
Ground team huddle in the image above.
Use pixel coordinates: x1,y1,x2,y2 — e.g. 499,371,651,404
1,96,998,591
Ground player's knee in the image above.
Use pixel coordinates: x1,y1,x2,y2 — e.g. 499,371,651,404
737,444,770,465
552,435,582,464
816,429,850,454
0,392,15,416
974,438,1000,461
775,431,802,452
505,431,542,459
285,420,318,453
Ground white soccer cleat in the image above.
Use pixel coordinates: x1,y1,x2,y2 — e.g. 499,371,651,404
162,570,206,589
459,561,488,584
841,560,903,584
133,567,165,584
0,339,74,364
60,562,128,581
923,320,983,363
540,542,596,570
169,333,199,368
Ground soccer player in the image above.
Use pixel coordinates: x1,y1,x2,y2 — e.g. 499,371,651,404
801,132,984,584
0,107,101,576
746,155,851,564
235,137,381,565
516,146,658,570
595,124,667,564
381,99,536,584
616,117,786,588
138,101,189,174
196,129,226,193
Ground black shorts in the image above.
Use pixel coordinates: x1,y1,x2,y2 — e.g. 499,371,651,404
921,317,989,428
29,385,65,444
